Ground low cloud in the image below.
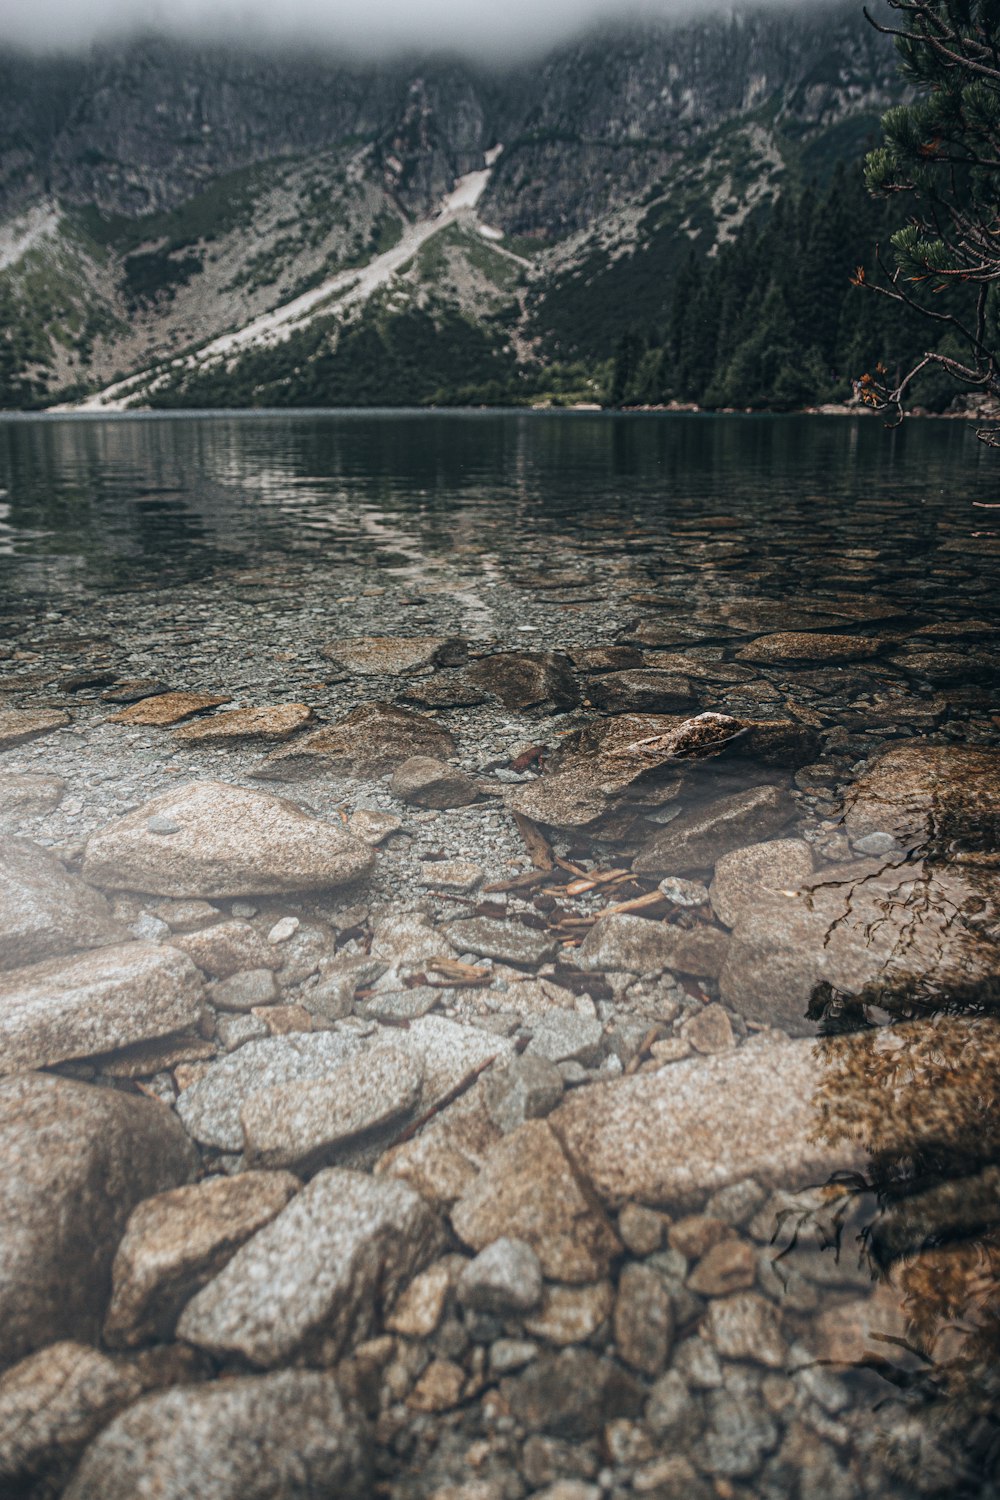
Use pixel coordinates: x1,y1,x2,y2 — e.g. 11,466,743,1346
1,0,837,60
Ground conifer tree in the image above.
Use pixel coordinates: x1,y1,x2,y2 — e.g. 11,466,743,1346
861,0,1000,437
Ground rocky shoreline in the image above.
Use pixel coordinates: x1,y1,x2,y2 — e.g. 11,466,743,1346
2,502,1000,1499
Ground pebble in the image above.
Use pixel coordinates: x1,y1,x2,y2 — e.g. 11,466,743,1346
613,1262,674,1376
658,876,710,907
523,1281,614,1345
267,915,300,943
525,1010,604,1066
444,916,558,968
208,968,279,1011
108,691,230,727
419,858,484,892
389,756,480,808
680,1003,735,1055
704,1292,789,1367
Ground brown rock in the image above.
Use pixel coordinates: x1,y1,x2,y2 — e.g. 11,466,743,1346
320,636,467,675
634,785,794,875
104,1171,300,1347
407,1358,466,1412
703,1292,788,1367
617,1204,665,1256
464,652,580,711
82,780,373,897
259,701,456,779
0,837,124,971
680,1003,735,1055
614,1263,674,1376
0,1341,143,1490
524,1282,614,1345
0,708,69,748
389,756,479,808
709,839,815,929
842,742,1000,851
587,671,695,714
62,1371,370,1500
0,771,65,825
687,1238,756,1297
172,919,277,977
670,928,731,982
0,942,205,1075
735,633,882,664
718,859,999,1033
0,1073,196,1369
386,1261,455,1337
576,914,680,975
172,704,313,743
109,692,230,726
450,1120,620,1284
502,1349,643,1439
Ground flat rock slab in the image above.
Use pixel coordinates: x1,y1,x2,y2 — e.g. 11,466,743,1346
553,1016,1000,1211
109,692,230,726
320,636,467,674
0,1341,143,1491
63,1371,371,1500
259,701,455,780
709,838,815,929
464,651,580,712
0,942,205,1075
389,755,479,808
81,779,373,897
0,772,65,825
735,632,883,664
587,671,696,714
451,1119,621,1283
240,1044,424,1170
177,1169,443,1367
0,838,124,971
719,858,1000,1033
0,709,69,748
841,742,1000,852
634,784,794,875
104,1170,300,1347
176,1031,368,1151
0,1072,196,1369
445,916,558,969
172,704,313,744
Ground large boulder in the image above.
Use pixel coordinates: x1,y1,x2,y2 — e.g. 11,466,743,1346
63,1371,370,1500
0,1341,143,1493
0,1073,197,1370
177,1170,443,1367
0,839,124,971
553,1016,1000,1211
633,784,794,875
104,1172,300,1348
81,780,373,897
0,942,205,1075
841,743,1000,852
718,859,1000,1033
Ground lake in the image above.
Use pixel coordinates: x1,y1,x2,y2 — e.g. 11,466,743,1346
1,410,998,1499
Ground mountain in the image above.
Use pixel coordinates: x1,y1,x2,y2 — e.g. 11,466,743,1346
0,4,904,409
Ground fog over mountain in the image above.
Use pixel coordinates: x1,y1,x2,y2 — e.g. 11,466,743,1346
3,0,852,60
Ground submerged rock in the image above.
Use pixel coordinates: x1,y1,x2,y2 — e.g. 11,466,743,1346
709,838,815,928
81,780,373,897
389,755,479,808
108,691,229,726
0,708,69,748
63,1371,371,1500
634,784,794,874
719,858,1000,1032
587,670,696,714
464,651,580,711
0,1073,196,1369
0,771,65,825
0,942,205,1074
177,1170,442,1367
735,632,882,664
172,703,313,743
841,742,1000,852
320,635,468,675
258,701,455,779
451,1120,621,1283
0,1341,143,1493
104,1171,300,1347
0,837,124,970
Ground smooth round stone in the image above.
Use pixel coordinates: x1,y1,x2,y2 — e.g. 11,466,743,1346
851,831,898,856
658,877,710,907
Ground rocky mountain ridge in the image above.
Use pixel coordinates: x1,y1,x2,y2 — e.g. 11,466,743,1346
0,2,903,407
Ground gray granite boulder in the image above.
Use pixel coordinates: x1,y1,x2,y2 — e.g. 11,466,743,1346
0,1073,197,1369
0,942,205,1075
177,1170,443,1367
63,1371,370,1500
81,780,373,897
0,838,124,971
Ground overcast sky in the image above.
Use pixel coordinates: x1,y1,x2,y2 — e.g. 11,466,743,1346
1,0,834,59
